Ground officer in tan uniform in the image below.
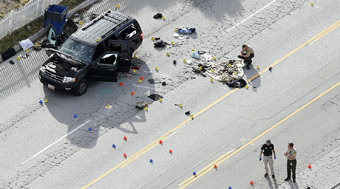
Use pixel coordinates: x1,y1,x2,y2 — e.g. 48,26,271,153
284,143,297,183
238,44,255,70
259,140,276,178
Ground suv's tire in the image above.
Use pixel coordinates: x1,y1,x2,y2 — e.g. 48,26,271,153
74,79,88,96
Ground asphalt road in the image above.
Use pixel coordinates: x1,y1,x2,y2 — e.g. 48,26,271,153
1,0,340,188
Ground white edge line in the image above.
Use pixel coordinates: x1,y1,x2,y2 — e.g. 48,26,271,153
21,120,91,165
226,0,277,33
168,126,185,137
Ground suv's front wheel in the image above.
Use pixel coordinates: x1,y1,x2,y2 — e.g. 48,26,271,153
74,79,88,96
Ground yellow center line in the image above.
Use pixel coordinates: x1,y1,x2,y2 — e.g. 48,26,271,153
180,149,235,186
83,19,340,189
180,81,340,188
247,20,340,82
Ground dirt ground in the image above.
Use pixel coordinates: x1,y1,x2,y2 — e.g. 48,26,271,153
0,0,29,18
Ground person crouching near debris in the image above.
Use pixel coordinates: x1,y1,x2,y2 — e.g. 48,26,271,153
238,44,255,70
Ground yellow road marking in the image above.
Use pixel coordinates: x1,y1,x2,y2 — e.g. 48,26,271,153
180,149,235,186
247,20,340,82
180,81,340,188
83,19,340,189
308,22,340,45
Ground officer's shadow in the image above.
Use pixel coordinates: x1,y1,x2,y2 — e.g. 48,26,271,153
289,181,300,189
244,64,261,92
265,177,279,189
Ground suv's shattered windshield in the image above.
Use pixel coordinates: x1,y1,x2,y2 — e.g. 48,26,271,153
59,38,94,63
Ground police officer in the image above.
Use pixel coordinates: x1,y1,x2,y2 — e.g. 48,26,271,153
284,142,297,183
259,140,276,178
238,44,255,70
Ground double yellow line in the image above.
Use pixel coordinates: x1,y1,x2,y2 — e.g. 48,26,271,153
83,19,340,189
180,81,340,188
179,20,340,188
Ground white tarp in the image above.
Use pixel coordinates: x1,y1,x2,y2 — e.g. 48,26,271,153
19,38,34,51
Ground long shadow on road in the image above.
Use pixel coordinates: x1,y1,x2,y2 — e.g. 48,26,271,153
43,59,157,148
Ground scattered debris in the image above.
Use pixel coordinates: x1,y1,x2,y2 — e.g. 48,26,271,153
148,94,163,101
185,111,191,115
176,26,196,34
9,60,15,64
161,81,167,86
269,67,272,72
191,51,200,59
154,38,168,48
206,60,245,84
148,79,155,84
136,102,148,110
153,13,163,19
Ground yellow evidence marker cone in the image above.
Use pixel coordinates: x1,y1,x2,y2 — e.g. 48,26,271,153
79,21,83,25
256,65,260,70
25,49,29,53
133,54,137,59
170,41,174,45
155,67,159,71
179,104,183,108
174,28,178,32
212,56,216,60
161,16,165,20
183,59,187,63
138,79,142,83
35,43,39,47
116,4,120,8
166,52,170,56
96,38,100,42
245,85,249,89
310,2,314,6
144,106,148,111
158,98,162,102
199,66,203,70
151,37,155,41
105,105,112,109
190,115,194,120
132,69,136,73
210,78,213,82
210,68,214,72
16,56,20,60
44,99,48,103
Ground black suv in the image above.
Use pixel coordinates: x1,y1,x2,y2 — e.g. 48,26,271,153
39,10,143,95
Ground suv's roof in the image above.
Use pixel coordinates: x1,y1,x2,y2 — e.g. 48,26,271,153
70,10,132,47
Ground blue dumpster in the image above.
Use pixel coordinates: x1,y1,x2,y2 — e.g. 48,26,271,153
43,5,68,35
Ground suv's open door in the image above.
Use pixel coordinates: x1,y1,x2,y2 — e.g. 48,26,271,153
108,40,132,72
91,52,119,81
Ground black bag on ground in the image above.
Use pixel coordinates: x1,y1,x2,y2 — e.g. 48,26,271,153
153,13,163,19
154,40,166,48
2,48,16,61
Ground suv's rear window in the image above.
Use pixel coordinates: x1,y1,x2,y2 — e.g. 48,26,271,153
119,24,137,39
59,39,94,63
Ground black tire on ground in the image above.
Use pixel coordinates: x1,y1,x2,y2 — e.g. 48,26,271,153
74,79,88,96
